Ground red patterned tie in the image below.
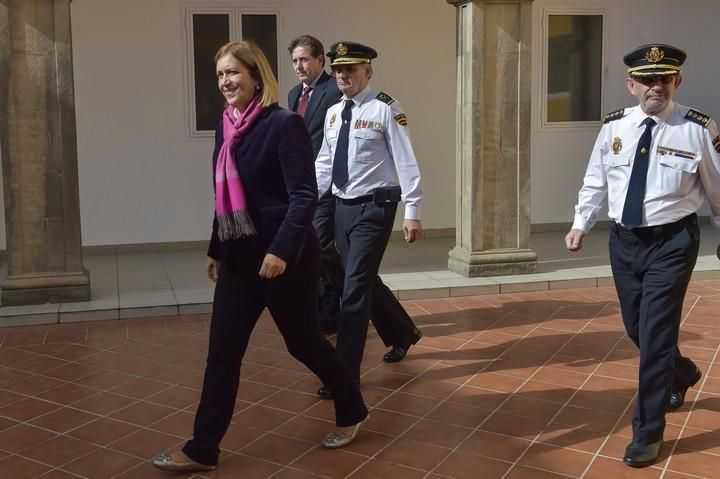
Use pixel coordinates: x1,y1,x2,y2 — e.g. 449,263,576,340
296,86,311,117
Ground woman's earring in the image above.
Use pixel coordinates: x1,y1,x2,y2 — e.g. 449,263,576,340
255,84,261,91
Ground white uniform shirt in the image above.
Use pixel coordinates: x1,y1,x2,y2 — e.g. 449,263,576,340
572,101,720,232
316,87,423,220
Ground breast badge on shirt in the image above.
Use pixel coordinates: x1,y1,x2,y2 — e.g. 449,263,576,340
612,137,622,155
656,145,697,160
329,113,337,128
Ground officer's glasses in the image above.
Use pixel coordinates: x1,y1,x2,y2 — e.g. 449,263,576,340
633,76,676,86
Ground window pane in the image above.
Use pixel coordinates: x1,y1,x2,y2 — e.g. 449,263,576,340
241,15,278,80
193,14,230,131
547,15,603,122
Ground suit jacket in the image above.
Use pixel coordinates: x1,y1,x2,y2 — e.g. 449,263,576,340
207,105,319,270
288,71,342,157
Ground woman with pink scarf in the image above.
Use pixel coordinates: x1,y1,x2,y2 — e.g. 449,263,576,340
151,41,368,473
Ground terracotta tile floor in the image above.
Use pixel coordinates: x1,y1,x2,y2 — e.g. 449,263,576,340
1,281,720,478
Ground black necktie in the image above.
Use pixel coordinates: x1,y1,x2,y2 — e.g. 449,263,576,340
332,100,354,189
622,117,656,229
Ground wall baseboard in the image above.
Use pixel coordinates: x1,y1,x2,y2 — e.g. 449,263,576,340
82,240,208,256
388,227,455,241
0,216,712,261
530,215,711,233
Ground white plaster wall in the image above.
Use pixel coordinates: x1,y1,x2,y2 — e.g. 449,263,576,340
531,0,720,225
1,0,716,250
67,0,456,246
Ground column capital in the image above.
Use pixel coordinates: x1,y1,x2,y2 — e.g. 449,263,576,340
446,0,472,6
447,0,533,6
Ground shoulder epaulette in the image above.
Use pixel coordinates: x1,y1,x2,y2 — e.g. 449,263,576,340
376,92,395,105
685,109,712,128
603,109,625,123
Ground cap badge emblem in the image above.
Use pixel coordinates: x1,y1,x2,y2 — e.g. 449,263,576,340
612,137,622,155
645,47,664,63
336,43,348,56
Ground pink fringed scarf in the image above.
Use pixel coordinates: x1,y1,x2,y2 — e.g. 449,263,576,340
215,95,264,240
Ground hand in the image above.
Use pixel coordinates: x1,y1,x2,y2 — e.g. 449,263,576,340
716,243,720,260
206,257,220,282
403,219,422,243
565,229,585,252
259,253,287,279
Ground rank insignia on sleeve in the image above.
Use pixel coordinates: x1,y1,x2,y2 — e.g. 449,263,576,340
612,137,622,155
685,109,711,128
376,92,395,105
394,113,408,127
713,135,720,153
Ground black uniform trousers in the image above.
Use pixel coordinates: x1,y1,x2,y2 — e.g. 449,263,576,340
182,247,368,466
609,213,699,445
315,193,419,346
334,197,419,381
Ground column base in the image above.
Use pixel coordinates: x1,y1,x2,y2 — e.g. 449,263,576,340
448,247,538,277
1,271,91,306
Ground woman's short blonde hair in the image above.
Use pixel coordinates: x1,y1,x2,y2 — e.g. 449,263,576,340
214,41,279,107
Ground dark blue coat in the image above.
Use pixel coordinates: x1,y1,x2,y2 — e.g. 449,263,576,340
207,104,319,270
288,71,342,157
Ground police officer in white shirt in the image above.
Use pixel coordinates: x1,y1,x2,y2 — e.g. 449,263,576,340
566,43,720,468
315,41,423,395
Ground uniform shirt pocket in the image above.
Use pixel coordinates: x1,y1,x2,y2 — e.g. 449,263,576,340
658,155,700,191
351,128,385,163
353,129,384,140
325,128,338,144
604,151,632,198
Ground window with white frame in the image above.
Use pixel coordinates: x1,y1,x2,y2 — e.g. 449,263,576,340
544,13,604,125
184,8,278,137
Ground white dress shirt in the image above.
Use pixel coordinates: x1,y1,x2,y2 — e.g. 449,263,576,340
315,86,423,220
572,101,720,232
301,74,321,101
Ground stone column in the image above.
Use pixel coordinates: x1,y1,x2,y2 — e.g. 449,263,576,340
0,0,90,305
446,0,537,277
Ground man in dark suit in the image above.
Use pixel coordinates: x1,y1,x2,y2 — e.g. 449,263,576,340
288,35,341,157
288,35,344,335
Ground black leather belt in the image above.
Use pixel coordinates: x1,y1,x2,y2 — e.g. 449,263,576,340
336,194,373,206
614,213,697,239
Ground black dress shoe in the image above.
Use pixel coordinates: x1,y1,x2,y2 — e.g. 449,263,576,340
317,386,332,400
668,367,702,411
383,329,423,363
623,440,663,467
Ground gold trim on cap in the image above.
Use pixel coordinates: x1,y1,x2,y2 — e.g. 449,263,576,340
331,57,372,65
627,63,681,74
629,70,681,77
